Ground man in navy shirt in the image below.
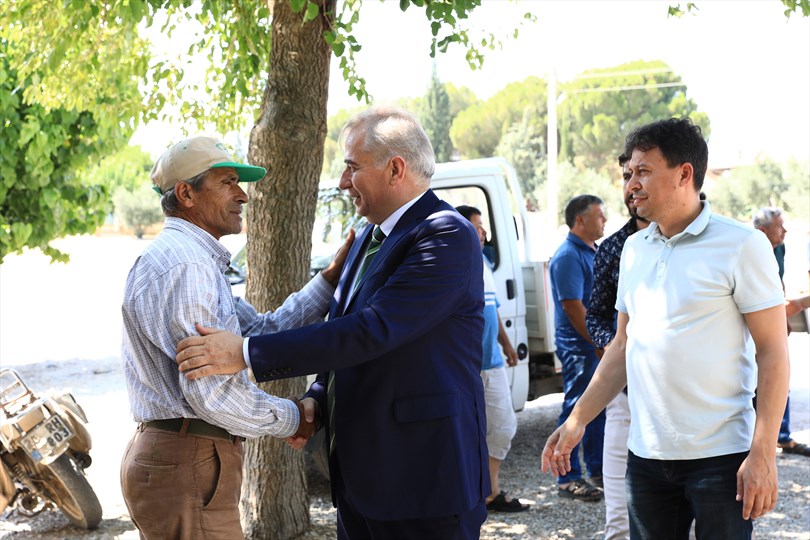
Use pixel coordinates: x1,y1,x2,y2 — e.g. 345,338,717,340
549,194,606,501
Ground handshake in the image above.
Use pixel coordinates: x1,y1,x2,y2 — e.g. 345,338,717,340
285,397,321,449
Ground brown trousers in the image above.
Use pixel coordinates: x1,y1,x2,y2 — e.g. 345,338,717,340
120,425,244,540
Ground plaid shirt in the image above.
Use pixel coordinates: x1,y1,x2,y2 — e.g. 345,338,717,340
121,217,333,438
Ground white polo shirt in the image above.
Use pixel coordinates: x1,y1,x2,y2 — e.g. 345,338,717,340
616,202,783,460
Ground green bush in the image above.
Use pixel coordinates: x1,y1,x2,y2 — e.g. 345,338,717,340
114,186,163,239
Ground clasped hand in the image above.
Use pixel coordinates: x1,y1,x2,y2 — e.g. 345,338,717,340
285,397,321,450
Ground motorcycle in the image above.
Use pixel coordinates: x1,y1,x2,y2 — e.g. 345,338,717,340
0,368,102,529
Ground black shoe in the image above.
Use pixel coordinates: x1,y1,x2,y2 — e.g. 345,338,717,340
486,492,529,512
779,440,810,457
589,475,603,488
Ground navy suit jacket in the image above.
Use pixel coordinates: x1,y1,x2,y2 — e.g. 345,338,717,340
247,190,489,521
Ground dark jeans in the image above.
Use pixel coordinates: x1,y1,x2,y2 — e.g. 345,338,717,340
754,391,791,443
626,451,752,540
556,342,605,483
779,395,791,443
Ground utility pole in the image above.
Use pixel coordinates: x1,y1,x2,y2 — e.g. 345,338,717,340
546,71,558,230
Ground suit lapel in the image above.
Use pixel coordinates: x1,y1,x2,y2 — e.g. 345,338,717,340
334,224,374,317
342,191,440,313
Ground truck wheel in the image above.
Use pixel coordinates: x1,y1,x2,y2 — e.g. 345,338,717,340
37,454,102,529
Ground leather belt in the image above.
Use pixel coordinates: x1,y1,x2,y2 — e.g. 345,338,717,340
143,418,240,442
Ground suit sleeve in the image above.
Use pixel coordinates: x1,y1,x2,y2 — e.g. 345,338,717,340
247,212,482,381
234,273,334,336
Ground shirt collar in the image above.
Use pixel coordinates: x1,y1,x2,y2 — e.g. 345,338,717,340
566,231,596,252
164,217,232,269
378,190,428,237
644,201,712,242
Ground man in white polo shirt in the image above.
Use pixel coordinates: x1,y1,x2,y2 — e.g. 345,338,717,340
541,118,789,540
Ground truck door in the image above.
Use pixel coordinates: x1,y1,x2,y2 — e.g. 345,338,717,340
431,172,529,412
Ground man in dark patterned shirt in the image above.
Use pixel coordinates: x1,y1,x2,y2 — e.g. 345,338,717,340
585,154,649,540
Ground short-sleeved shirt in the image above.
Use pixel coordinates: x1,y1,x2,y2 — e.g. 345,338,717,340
550,232,597,348
482,257,503,371
616,202,784,460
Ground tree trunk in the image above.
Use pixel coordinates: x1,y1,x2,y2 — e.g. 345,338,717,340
242,0,335,538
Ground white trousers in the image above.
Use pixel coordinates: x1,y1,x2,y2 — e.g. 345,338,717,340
480,367,517,460
603,391,631,540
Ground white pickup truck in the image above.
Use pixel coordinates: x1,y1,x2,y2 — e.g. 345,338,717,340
430,158,562,411
229,157,563,411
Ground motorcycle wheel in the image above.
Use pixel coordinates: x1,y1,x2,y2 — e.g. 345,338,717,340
36,454,102,529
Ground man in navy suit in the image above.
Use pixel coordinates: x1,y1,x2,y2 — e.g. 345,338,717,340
176,106,490,539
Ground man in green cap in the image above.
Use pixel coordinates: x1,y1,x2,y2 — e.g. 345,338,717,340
120,136,352,539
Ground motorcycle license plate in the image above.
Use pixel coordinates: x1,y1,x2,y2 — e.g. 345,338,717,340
20,415,73,463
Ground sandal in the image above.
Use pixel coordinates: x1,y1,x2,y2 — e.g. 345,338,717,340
780,441,810,457
558,478,603,502
486,492,529,512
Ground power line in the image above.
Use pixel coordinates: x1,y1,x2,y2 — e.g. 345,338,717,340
569,81,686,94
573,67,676,80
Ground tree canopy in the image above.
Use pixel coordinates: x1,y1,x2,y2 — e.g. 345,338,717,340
0,0,529,260
559,59,709,173
0,49,128,262
421,66,453,162
708,158,810,222
451,76,548,159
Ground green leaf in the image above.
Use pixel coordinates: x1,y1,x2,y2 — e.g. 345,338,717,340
10,222,33,249
129,0,145,22
304,2,320,22
43,188,59,208
290,0,307,13
19,117,41,147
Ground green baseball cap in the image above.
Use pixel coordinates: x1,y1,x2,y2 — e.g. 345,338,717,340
150,136,267,194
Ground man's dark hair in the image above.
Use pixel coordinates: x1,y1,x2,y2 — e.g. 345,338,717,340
564,195,603,229
455,205,481,221
623,117,708,191
617,153,629,167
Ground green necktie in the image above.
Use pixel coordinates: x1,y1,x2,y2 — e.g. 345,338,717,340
328,226,386,454
353,225,386,292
